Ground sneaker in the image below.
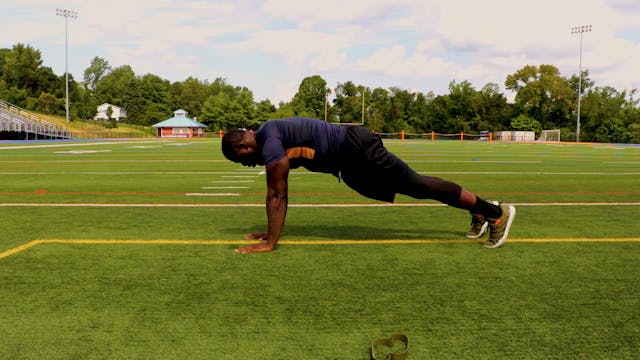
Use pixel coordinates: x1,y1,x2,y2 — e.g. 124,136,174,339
465,214,488,239
483,203,516,249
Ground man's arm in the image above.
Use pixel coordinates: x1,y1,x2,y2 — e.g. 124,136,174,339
235,156,289,254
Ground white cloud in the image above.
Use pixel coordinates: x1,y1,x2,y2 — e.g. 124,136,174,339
273,80,299,105
354,45,454,78
262,0,412,27
1,0,639,103
221,28,355,71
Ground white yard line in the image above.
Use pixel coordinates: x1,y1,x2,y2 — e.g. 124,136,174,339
0,140,169,150
420,172,640,175
184,193,241,196
0,172,264,175
1,202,638,207
201,186,249,189
211,180,254,183
406,160,542,163
0,171,639,175
0,160,227,163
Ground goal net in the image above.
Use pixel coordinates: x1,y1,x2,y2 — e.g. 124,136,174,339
538,129,561,142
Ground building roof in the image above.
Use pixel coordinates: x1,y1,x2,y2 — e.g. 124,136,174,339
97,103,124,109
152,110,207,128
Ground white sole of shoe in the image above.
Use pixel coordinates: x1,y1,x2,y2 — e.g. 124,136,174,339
465,221,488,239
483,205,516,249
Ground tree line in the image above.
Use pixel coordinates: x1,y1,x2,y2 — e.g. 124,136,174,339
1,43,639,143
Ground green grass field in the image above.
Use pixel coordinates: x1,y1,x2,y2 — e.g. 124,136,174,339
1,138,639,359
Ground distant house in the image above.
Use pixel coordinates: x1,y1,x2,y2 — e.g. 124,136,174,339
94,103,126,121
152,109,207,138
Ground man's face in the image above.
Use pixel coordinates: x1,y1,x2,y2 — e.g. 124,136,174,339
233,144,261,167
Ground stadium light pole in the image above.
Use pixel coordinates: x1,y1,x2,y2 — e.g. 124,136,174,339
361,88,365,125
324,88,330,122
56,8,78,122
571,24,591,142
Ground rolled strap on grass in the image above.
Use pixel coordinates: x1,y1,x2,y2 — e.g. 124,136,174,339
371,333,409,360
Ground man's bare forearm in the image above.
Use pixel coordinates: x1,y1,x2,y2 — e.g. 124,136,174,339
263,156,290,250
265,190,287,248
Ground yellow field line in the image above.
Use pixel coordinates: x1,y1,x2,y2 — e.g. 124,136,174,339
0,240,45,260
1,238,640,260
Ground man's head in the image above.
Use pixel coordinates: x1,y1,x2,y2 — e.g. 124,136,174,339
221,130,261,167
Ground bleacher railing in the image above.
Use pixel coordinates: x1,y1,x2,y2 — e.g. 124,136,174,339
0,99,73,139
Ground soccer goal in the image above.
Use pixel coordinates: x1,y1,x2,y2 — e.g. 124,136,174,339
537,129,561,142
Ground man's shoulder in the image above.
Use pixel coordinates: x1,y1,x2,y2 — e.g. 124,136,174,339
259,117,322,133
256,120,280,136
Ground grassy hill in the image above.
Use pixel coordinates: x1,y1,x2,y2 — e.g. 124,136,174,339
37,113,156,138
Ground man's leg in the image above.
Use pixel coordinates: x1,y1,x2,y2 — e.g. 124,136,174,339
340,126,515,246
399,170,498,213
399,170,515,248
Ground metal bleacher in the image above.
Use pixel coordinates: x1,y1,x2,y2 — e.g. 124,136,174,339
0,99,73,140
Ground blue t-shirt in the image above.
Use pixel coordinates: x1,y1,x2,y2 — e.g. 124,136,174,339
255,117,347,174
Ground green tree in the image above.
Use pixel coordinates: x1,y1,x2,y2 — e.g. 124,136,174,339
0,79,8,100
424,95,450,133
200,81,257,130
106,105,114,119
94,65,135,108
169,77,211,119
408,92,430,132
365,87,390,131
505,64,573,129
622,90,640,143
37,66,61,98
57,72,81,118
568,69,595,99
386,87,414,133
137,74,172,125
94,65,148,124
1,44,44,96
334,81,366,124
446,80,478,133
0,48,11,79
475,83,513,132
35,92,57,114
272,101,295,119
510,114,542,136
580,86,634,143
83,57,111,94
290,75,328,118
255,99,277,123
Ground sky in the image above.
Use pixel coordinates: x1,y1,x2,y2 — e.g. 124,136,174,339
1,0,639,104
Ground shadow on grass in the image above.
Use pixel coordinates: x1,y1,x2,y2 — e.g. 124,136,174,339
227,224,460,240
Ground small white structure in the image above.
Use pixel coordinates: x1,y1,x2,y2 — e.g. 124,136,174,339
94,103,127,121
152,109,207,138
495,131,535,142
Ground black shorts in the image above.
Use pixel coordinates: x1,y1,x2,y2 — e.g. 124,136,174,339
339,126,414,202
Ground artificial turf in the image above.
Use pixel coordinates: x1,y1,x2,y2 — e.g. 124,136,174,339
1,138,639,359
